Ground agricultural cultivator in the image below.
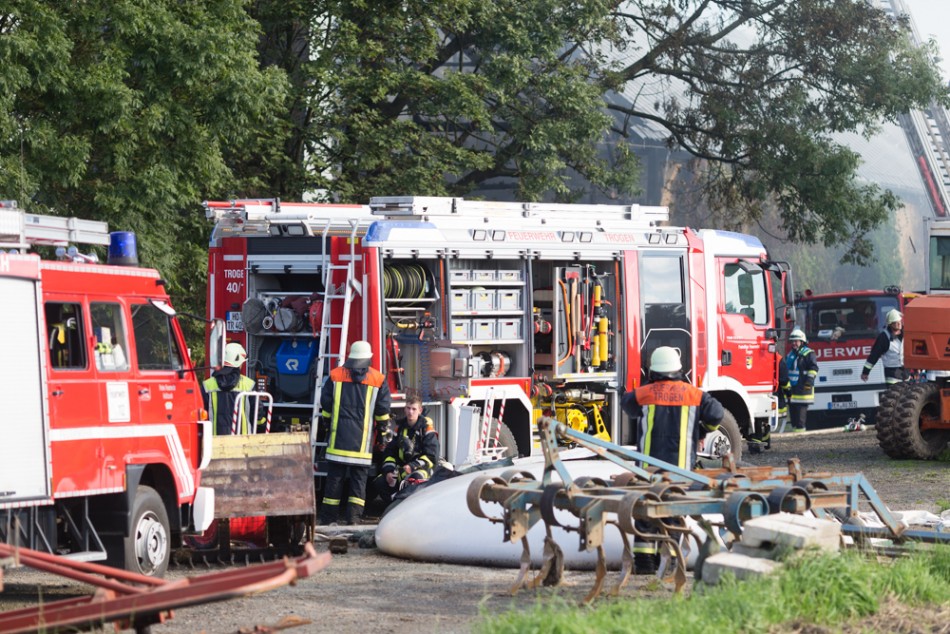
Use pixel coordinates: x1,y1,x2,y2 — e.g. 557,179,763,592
468,417,950,603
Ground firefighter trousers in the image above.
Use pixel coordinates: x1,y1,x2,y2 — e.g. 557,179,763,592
320,462,370,524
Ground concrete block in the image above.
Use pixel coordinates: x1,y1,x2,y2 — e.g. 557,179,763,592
731,541,781,560
701,552,782,584
740,512,840,552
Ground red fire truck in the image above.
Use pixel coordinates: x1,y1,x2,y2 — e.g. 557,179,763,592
205,196,794,481
793,287,918,429
0,201,220,577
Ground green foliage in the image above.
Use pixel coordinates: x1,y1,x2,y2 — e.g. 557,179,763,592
252,0,948,263
0,1,288,331
253,0,639,203
476,548,950,634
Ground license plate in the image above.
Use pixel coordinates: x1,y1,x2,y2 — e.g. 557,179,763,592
829,401,857,410
226,311,244,332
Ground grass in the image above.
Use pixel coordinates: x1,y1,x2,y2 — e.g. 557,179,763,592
937,499,950,513
474,546,950,634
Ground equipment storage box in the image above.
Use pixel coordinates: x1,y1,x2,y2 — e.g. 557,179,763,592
497,319,522,340
472,270,495,282
496,289,522,311
271,339,319,402
450,289,471,311
497,269,523,282
471,288,495,311
450,269,472,282
451,319,473,341
472,319,496,340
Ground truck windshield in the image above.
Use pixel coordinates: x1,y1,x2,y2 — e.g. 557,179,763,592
930,235,950,292
796,295,900,342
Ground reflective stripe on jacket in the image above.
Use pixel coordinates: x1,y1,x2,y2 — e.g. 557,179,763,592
620,379,724,470
785,346,818,404
863,329,904,383
320,365,391,466
381,415,439,480
203,374,256,435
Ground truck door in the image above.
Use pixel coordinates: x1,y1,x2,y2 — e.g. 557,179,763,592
718,259,773,392
0,262,51,503
129,300,191,429
638,251,692,382
44,298,104,494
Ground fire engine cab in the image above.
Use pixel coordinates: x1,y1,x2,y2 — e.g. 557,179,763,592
206,196,794,481
0,201,219,577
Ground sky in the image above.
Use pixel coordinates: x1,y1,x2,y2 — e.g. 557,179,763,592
903,0,950,78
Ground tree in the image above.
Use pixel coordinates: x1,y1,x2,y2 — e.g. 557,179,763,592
256,0,948,263
0,1,287,331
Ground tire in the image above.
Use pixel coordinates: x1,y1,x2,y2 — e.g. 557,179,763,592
892,382,950,460
123,485,171,577
486,418,519,458
876,382,910,459
703,410,743,463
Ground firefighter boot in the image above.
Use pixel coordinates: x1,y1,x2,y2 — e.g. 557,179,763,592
345,506,363,526
634,552,659,575
317,506,339,526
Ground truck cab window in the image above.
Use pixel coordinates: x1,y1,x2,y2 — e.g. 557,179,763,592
639,252,691,380
91,303,130,371
723,263,767,325
930,235,950,291
45,302,86,370
131,302,183,371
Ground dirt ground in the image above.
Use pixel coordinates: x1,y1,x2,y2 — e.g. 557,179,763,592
2,428,948,634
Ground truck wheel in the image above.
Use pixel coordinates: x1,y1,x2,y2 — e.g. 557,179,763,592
486,419,519,458
125,485,171,577
876,382,910,459
892,382,950,460
703,411,743,463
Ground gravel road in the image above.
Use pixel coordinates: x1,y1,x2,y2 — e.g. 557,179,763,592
2,427,947,634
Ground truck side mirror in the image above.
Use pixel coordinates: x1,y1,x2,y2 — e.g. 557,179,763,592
208,319,226,369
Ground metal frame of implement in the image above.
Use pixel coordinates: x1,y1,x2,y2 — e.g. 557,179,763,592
467,417,950,603
0,542,330,633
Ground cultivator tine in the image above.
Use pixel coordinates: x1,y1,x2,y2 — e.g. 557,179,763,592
510,536,533,594
609,528,633,596
534,533,564,588
582,545,607,604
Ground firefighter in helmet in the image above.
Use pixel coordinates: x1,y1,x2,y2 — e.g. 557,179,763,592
318,341,392,525
621,346,724,574
861,309,906,385
202,342,261,435
371,392,439,509
785,328,818,432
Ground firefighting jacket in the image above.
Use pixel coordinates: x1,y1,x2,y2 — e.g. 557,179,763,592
381,415,439,480
320,365,391,466
862,329,904,383
203,368,257,435
785,345,818,404
620,378,724,470
776,356,790,416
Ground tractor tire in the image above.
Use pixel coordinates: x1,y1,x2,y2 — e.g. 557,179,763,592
703,410,743,463
890,382,950,460
875,382,911,459
121,485,171,577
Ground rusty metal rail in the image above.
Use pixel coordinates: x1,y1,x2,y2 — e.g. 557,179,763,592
0,542,330,633
467,417,950,603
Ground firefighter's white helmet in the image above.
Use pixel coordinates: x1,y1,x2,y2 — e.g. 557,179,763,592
344,340,373,369
348,340,373,359
224,342,248,367
886,309,903,325
650,346,682,374
789,328,807,343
